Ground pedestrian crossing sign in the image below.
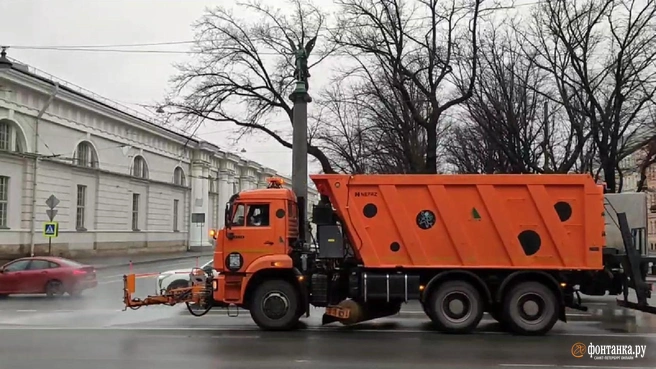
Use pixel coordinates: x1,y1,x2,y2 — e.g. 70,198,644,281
43,222,59,238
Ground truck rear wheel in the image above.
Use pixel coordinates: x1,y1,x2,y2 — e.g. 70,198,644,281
249,279,301,331
428,280,483,334
502,281,558,336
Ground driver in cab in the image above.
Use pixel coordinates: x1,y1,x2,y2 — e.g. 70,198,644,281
247,205,269,226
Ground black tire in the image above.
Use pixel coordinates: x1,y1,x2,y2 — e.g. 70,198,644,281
45,280,64,297
421,300,435,321
166,280,189,292
428,280,484,334
502,281,559,336
249,279,301,331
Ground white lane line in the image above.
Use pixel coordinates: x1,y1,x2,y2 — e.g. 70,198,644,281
101,261,203,279
563,366,656,369
1,326,655,338
98,275,159,285
500,366,656,369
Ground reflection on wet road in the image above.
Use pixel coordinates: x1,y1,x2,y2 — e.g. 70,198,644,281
0,259,655,368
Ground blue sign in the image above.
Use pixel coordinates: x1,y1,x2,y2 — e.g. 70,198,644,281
43,222,59,238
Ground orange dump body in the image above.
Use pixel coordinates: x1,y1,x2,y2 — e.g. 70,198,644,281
311,174,606,270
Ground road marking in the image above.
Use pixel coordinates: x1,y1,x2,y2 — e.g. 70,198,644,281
500,366,655,369
101,261,202,279
1,325,655,338
98,274,159,285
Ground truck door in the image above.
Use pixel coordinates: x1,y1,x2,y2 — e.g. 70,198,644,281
224,202,281,272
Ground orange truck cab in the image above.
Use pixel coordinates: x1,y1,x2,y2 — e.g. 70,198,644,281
206,174,655,335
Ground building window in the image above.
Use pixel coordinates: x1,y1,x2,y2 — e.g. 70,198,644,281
132,193,140,231
0,120,24,152
173,199,179,231
76,185,86,230
0,122,8,151
173,167,185,186
74,141,97,167
0,176,8,228
132,156,148,179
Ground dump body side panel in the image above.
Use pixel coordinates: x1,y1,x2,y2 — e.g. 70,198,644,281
311,174,605,270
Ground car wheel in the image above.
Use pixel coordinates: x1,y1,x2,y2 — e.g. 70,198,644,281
166,280,190,292
45,280,65,298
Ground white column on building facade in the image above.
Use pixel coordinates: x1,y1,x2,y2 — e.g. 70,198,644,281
189,158,211,248
217,169,234,229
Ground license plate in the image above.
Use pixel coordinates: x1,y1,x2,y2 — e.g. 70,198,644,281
325,306,350,319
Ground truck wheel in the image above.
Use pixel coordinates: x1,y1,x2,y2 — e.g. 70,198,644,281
250,279,301,331
502,281,558,336
428,280,483,334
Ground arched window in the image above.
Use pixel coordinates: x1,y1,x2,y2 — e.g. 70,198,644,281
131,155,148,179
0,119,25,153
173,166,185,186
74,141,98,168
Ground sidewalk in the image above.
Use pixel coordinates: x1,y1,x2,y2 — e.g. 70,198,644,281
77,251,214,270
0,251,213,270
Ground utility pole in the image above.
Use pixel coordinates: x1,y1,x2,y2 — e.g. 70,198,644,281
289,36,316,244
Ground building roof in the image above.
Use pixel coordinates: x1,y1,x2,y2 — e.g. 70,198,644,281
0,47,196,144
0,48,317,190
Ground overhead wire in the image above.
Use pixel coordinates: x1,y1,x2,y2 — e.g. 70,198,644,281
3,0,547,55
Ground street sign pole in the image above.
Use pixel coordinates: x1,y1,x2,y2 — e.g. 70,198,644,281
44,194,60,256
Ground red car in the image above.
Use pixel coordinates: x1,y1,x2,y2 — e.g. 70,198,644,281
0,256,97,297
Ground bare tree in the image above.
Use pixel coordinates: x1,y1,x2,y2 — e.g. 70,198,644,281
519,0,656,192
162,0,338,173
445,24,590,174
312,69,429,174
330,0,482,173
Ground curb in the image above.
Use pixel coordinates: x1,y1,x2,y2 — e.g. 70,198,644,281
93,253,213,270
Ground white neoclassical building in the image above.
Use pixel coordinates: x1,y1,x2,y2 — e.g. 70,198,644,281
0,51,318,259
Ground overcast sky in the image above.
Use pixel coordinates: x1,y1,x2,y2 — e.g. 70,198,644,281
0,0,538,177
0,0,334,177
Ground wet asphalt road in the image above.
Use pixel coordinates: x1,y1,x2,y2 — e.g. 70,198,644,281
0,259,655,369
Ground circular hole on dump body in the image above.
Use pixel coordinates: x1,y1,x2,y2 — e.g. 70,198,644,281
363,203,377,218
554,201,572,222
518,230,541,256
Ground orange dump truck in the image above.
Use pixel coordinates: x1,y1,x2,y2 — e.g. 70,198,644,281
122,174,656,336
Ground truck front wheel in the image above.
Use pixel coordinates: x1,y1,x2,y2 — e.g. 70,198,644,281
428,280,484,334
502,281,559,336
249,279,301,331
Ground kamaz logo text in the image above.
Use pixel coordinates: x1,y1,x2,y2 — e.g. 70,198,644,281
355,191,378,197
